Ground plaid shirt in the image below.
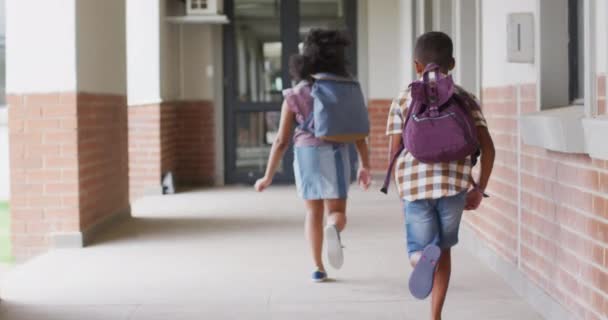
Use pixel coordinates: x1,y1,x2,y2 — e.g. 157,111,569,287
386,84,487,202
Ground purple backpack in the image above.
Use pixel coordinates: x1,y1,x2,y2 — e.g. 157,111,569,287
381,64,479,194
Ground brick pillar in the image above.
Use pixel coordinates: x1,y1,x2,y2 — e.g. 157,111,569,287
128,103,178,199
126,0,183,198
126,3,217,196
7,0,129,260
175,101,215,186
369,99,392,174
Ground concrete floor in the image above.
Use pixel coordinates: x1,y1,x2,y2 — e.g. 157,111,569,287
0,186,543,320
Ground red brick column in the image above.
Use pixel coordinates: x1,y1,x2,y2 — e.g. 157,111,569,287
8,94,79,258
128,100,214,199
368,99,392,174
8,93,130,260
175,101,215,186
128,103,178,199
77,94,130,232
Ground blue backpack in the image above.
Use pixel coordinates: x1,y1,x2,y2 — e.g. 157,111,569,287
301,73,370,143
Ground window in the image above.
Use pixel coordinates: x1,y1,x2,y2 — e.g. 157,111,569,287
568,0,584,104
536,0,594,111
521,0,598,154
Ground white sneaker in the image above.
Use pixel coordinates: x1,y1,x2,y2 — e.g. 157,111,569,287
325,224,344,269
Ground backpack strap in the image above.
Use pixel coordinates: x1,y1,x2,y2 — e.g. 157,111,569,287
380,91,418,194
299,112,314,133
422,63,442,116
380,138,404,194
422,63,442,82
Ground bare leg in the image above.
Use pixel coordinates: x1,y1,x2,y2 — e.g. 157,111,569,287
430,249,451,320
325,199,347,231
305,200,325,270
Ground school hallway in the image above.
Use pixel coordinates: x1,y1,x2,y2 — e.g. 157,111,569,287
0,186,543,320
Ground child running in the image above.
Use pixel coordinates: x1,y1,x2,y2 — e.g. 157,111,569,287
254,29,371,282
383,32,495,319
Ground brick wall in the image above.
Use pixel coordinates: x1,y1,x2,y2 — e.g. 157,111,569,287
8,93,130,260
8,94,79,259
77,94,130,231
128,104,161,199
465,83,608,320
161,103,178,176
175,101,215,186
128,103,178,199
369,99,392,173
128,100,214,199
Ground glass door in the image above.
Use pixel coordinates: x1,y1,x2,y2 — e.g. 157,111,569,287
224,0,357,184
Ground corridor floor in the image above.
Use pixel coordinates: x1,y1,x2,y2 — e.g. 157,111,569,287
0,186,543,319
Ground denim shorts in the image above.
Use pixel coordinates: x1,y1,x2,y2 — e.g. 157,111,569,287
403,191,467,257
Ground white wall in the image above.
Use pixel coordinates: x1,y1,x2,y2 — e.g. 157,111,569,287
76,0,127,95
6,0,77,94
366,0,402,99
127,0,162,105
363,0,418,100
126,0,180,105
481,0,537,87
160,2,180,101
357,0,369,99
181,25,215,100
397,0,416,91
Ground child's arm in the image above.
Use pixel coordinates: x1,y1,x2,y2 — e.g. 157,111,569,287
354,139,371,190
254,100,294,192
476,127,495,192
388,134,403,163
465,126,495,210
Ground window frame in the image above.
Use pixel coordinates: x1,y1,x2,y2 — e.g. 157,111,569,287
536,0,596,114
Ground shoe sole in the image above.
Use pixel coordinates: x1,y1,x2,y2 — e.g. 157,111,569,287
408,244,441,300
312,277,327,283
325,225,344,269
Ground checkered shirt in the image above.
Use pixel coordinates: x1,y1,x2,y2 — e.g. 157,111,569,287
385,85,488,201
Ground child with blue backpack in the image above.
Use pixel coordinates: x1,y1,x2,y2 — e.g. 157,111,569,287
255,29,372,282
382,32,495,319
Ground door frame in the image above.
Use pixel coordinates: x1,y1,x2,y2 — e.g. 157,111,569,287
223,0,358,184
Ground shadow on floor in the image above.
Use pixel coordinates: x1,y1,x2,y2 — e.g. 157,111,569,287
0,302,136,320
89,215,299,246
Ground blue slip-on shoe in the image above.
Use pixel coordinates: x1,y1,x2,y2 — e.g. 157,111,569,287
312,269,328,283
408,244,441,299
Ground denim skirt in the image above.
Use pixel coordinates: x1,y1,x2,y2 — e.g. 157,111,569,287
293,144,351,200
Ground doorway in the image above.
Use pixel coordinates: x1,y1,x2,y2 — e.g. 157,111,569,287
223,0,358,184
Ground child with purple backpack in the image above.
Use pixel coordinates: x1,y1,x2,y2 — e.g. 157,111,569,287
382,32,495,319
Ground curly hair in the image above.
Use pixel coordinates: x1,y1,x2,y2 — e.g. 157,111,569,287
301,29,351,77
288,54,311,82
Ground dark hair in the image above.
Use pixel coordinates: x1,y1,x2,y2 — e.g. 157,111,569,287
302,29,351,77
414,31,454,72
288,54,311,82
